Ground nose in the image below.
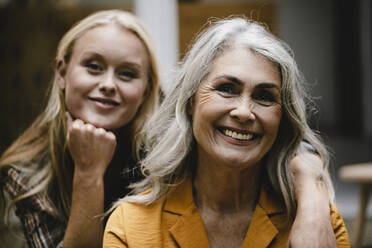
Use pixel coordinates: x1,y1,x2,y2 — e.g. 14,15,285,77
230,97,256,123
99,71,116,95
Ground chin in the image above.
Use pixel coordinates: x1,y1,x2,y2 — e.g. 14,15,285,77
97,122,124,130
222,152,264,169
81,117,122,130
69,110,130,130
218,156,255,168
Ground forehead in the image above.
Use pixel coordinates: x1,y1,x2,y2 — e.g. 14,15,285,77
72,24,149,65
205,47,281,88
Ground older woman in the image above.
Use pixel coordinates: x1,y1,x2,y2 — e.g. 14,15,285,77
103,18,350,247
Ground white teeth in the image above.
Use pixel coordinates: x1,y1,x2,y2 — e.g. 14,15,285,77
223,129,253,141
232,131,238,139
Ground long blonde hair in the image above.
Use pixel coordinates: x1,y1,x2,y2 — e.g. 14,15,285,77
119,17,334,221
0,9,159,222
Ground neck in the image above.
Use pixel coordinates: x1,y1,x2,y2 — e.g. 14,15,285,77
193,158,262,214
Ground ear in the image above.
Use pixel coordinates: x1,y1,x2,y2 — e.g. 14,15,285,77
56,60,67,90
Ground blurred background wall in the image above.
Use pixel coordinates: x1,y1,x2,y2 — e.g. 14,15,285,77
0,0,371,245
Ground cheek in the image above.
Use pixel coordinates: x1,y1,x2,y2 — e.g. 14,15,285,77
191,104,207,144
120,82,147,105
192,97,221,145
263,107,282,136
64,70,91,94
64,90,83,117
64,81,79,107
193,89,225,117
192,94,213,129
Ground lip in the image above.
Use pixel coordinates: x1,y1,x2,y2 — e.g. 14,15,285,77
217,126,261,146
218,126,257,135
89,97,120,109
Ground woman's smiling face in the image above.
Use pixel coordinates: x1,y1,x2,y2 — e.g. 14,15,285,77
190,47,282,169
58,24,149,130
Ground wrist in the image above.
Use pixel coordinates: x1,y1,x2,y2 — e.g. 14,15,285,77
294,171,324,194
73,169,105,188
296,189,330,217
295,177,330,209
292,167,322,182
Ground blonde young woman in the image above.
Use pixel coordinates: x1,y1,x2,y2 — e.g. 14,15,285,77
103,18,350,247
0,10,159,247
1,10,339,248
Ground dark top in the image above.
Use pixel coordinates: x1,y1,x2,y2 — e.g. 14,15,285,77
0,130,142,247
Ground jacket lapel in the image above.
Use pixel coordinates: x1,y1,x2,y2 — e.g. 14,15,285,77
169,205,211,248
242,205,279,248
242,182,285,248
163,178,285,248
165,177,210,248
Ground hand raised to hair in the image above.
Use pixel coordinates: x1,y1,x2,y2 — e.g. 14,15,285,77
287,152,337,248
66,112,117,179
287,220,337,248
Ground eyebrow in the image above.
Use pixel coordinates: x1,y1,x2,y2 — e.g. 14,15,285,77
82,52,142,70
120,61,141,71
215,75,243,85
214,75,280,90
255,83,281,91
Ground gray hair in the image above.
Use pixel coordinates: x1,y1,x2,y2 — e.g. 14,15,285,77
117,17,334,219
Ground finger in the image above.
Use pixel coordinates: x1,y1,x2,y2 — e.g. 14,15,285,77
105,131,117,144
72,118,84,127
85,123,95,133
71,119,84,134
95,128,106,136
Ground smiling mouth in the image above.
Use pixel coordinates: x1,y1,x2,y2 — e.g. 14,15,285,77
220,128,256,141
90,97,119,106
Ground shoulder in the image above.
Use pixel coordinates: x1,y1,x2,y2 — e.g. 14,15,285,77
108,194,167,227
1,164,65,248
329,204,351,247
1,154,51,198
1,164,29,199
104,196,167,247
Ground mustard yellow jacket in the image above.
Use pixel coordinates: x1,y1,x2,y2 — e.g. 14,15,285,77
103,178,350,248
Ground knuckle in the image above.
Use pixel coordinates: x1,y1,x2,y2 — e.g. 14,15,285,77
71,121,81,131
106,132,116,142
75,119,84,125
95,128,106,136
85,124,94,132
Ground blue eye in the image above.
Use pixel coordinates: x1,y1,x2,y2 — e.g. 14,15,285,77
118,70,137,81
86,62,103,73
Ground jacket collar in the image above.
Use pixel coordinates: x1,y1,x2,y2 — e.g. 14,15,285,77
164,176,285,248
164,177,195,215
165,177,210,247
